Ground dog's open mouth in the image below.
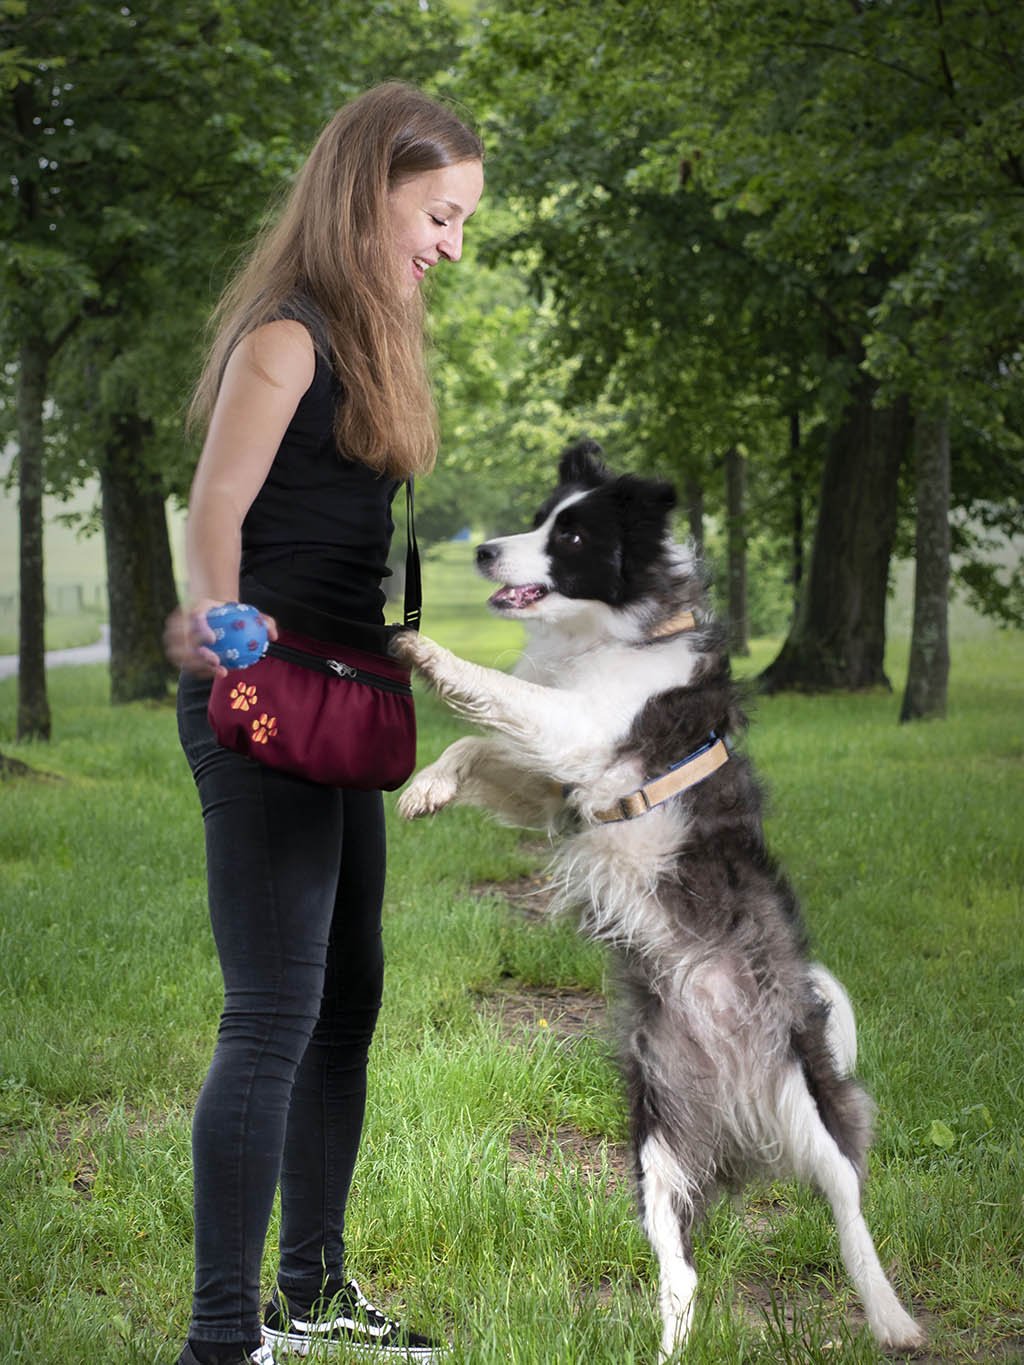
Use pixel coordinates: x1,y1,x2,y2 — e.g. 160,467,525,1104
488,583,549,611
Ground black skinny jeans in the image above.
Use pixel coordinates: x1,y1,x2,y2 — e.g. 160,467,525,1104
177,672,385,1345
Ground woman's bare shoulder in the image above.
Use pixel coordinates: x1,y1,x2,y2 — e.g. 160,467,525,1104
230,318,317,394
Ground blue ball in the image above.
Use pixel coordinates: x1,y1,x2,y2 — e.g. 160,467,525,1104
204,602,269,669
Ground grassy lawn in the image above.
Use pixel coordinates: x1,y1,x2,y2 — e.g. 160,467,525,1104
0,552,1021,1363
0,605,108,656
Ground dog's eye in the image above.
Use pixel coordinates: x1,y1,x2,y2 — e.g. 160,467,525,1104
555,526,583,548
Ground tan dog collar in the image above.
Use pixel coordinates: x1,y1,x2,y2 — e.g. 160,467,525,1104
591,735,729,824
647,609,697,639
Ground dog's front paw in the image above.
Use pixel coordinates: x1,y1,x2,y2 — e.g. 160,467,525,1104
389,629,441,672
397,767,459,819
388,628,419,665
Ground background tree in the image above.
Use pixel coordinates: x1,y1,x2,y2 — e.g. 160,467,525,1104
724,447,749,657
461,0,1024,696
711,1,1024,694
3,0,461,717
425,225,622,543
5,0,1020,732
900,411,951,722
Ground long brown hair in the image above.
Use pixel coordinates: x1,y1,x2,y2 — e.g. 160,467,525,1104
189,83,483,477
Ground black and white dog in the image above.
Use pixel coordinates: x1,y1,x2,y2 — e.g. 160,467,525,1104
392,442,923,1358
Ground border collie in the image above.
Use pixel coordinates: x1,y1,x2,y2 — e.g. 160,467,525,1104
391,441,923,1358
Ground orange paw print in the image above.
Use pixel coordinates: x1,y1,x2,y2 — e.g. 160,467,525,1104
229,682,258,712
251,713,278,745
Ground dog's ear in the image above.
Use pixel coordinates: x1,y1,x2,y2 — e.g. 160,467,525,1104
558,439,610,489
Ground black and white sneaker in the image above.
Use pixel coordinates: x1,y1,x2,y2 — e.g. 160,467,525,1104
261,1280,446,1360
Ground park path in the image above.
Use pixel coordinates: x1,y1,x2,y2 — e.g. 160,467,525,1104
0,624,110,680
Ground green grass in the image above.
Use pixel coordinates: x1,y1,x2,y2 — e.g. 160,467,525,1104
0,569,1022,1363
0,476,169,655
0,605,108,656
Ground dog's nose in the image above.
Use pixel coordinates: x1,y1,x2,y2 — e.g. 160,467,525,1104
476,542,499,567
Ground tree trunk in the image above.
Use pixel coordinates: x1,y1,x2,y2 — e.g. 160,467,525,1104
760,376,910,693
16,336,52,741
900,411,950,722
725,447,748,656
684,474,704,556
147,484,182,678
100,415,171,703
789,411,804,623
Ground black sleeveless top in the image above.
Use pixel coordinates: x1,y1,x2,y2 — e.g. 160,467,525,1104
239,319,400,625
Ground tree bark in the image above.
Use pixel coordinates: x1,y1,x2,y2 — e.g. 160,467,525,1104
684,474,705,556
760,375,910,692
789,411,804,623
16,336,52,741
148,484,182,679
725,447,749,657
900,411,950,722
100,415,171,703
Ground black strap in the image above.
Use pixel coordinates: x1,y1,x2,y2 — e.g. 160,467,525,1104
403,478,422,631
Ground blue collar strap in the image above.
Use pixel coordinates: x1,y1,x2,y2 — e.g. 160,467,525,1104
591,732,729,824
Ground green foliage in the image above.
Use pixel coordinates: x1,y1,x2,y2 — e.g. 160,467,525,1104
426,234,623,540
1,0,465,501
956,553,1024,628
454,0,1024,616
7,0,1020,627
703,516,794,639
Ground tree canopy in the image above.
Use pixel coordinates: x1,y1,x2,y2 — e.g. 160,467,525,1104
465,0,1023,509
2,0,461,723
454,0,1023,688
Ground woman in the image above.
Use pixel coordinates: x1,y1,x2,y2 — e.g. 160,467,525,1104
166,84,484,1365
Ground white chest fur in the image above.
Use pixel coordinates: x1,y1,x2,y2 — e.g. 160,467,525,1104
513,629,698,751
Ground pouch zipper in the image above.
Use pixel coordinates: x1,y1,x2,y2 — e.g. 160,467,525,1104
266,641,413,696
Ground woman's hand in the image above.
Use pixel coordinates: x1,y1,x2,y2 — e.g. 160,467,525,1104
164,599,227,678
164,601,278,679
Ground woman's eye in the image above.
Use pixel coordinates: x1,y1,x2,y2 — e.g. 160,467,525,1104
429,214,449,228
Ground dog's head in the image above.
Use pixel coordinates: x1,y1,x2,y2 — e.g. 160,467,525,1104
476,439,679,623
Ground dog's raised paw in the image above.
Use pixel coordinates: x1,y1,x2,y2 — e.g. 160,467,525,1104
390,629,444,675
397,770,458,819
388,629,420,664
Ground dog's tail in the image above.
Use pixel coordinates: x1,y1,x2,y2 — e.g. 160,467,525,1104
792,964,873,1183
807,962,857,1076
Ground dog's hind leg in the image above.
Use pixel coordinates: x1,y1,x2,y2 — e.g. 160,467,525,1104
638,1132,701,1360
806,962,858,1076
777,1066,924,1351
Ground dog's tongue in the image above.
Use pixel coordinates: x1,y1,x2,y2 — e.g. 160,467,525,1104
489,583,548,610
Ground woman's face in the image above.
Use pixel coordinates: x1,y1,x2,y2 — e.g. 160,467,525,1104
388,158,484,295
